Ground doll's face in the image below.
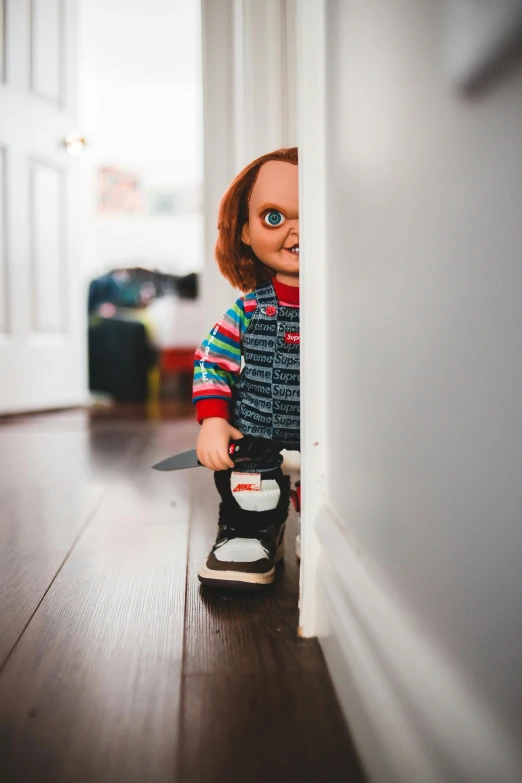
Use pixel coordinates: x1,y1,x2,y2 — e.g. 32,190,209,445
241,161,299,280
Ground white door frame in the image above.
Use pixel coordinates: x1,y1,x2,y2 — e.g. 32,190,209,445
200,0,327,637
295,0,328,638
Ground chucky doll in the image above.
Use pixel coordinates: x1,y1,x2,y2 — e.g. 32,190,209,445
193,147,300,590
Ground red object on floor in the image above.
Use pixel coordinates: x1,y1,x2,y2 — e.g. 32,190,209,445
160,348,195,373
290,480,301,513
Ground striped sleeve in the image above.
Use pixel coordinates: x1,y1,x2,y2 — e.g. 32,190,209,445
192,293,257,420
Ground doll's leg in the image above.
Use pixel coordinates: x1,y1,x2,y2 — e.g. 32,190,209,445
290,480,301,560
281,450,301,560
198,461,290,590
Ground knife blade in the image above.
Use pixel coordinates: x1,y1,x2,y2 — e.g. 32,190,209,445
152,448,201,471
152,435,280,472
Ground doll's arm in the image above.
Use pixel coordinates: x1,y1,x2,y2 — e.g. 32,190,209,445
196,417,244,470
192,294,256,470
192,293,256,422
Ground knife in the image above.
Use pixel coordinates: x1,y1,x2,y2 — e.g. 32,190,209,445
152,435,280,471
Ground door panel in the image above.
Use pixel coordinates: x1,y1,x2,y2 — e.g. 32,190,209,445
31,0,62,104
30,159,66,333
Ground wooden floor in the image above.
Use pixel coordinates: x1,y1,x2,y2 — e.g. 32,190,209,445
0,408,366,783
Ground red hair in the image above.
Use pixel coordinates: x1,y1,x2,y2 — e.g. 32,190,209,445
215,147,298,292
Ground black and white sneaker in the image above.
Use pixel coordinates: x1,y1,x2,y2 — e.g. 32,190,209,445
198,522,285,589
198,469,290,590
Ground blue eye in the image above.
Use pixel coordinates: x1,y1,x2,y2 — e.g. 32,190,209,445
264,210,285,227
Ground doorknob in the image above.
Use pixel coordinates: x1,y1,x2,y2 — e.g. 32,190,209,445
62,130,87,156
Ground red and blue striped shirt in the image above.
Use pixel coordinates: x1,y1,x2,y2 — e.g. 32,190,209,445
193,278,299,421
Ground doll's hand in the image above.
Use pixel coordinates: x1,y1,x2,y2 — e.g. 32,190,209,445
196,418,244,471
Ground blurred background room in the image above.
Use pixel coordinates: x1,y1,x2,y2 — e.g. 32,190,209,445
79,0,204,410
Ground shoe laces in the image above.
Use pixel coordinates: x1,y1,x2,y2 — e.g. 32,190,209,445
217,520,273,544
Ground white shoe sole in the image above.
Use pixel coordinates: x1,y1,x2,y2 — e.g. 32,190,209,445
198,542,284,589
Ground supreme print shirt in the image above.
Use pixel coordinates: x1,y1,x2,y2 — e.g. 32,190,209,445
193,279,299,422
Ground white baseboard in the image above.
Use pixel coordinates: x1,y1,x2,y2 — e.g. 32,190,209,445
315,504,522,783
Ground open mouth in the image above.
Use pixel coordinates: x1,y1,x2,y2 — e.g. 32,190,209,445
284,244,299,256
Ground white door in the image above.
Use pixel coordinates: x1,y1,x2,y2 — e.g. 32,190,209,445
0,0,87,414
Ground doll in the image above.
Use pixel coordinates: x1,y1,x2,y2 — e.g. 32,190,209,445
193,147,299,590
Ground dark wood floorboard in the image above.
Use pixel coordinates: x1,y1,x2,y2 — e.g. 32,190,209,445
0,414,139,666
0,522,188,783
0,412,191,783
86,419,196,530
179,672,367,783
0,409,367,783
178,463,367,782
182,466,322,675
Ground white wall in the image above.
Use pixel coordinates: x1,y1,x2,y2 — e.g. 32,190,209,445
200,0,297,325
308,1,522,781
78,0,203,281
